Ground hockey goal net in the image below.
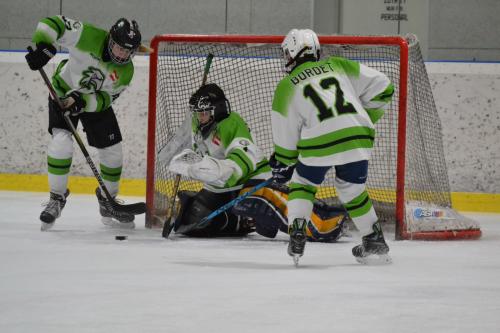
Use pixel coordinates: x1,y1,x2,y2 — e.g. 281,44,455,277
146,34,481,240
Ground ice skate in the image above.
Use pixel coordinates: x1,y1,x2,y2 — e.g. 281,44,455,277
287,218,307,267
238,217,256,235
40,190,70,231
96,187,135,229
352,222,392,265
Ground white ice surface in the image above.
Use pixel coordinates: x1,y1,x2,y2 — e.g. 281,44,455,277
1,191,499,333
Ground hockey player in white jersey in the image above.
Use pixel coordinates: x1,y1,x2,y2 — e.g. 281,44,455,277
270,29,394,264
26,16,141,230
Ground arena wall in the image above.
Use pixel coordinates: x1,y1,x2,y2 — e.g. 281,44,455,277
0,52,498,209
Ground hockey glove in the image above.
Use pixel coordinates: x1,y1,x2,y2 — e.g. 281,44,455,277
61,91,86,116
25,43,57,71
269,153,295,184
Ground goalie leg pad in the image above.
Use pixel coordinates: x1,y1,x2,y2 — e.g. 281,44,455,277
173,190,197,233
233,196,286,238
308,211,347,242
235,182,348,242
175,189,243,237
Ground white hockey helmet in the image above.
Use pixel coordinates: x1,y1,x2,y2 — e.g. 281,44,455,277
281,29,320,73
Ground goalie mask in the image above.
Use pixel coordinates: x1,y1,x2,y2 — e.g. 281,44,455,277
107,18,141,65
281,29,320,73
189,83,231,138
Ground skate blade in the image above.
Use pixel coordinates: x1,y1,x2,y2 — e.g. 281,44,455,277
292,255,301,267
355,253,392,265
101,217,135,229
40,222,54,231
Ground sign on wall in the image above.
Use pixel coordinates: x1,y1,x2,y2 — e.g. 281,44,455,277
340,0,429,59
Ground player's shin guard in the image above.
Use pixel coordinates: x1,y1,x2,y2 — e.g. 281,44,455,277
47,128,74,196
40,190,70,230
98,143,123,197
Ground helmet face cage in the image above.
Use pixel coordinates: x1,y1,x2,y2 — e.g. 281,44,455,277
190,96,216,127
108,18,141,65
108,38,135,64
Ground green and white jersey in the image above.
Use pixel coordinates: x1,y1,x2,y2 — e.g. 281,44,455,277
192,112,270,189
32,16,134,112
272,56,394,167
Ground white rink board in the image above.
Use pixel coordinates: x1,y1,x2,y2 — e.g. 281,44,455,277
0,52,499,192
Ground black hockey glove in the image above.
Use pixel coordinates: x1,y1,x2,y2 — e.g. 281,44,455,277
61,91,86,116
25,43,57,71
269,153,295,184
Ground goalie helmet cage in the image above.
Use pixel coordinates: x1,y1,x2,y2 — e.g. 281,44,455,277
146,34,481,241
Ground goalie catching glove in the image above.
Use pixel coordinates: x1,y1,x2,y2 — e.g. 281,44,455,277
169,149,239,188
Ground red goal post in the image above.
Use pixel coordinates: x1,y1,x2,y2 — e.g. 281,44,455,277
146,34,481,241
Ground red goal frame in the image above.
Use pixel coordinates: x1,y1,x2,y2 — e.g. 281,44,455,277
146,34,480,241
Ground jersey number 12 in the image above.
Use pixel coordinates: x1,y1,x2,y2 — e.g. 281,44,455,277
303,77,356,121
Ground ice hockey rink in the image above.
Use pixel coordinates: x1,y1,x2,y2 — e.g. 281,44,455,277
0,191,499,333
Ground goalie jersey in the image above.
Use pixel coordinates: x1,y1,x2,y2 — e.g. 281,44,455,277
31,15,134,112
192,112,271,191
272,56,394,167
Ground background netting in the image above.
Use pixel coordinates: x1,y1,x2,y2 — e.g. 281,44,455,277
147,34,478,239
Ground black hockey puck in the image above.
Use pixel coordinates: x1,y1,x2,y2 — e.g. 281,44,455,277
115,235,127,241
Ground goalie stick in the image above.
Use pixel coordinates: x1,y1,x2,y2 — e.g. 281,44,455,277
28,46,146,215
162,53,214,238
196,178,273,228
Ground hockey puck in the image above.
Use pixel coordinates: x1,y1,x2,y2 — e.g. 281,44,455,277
115,235,127,241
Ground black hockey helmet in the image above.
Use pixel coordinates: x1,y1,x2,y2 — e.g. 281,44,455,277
107,18,141,64
189,83,231,137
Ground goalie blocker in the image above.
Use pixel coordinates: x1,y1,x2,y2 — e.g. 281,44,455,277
173,180,348,242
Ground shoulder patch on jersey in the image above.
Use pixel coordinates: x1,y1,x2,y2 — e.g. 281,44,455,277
72,21,82,30
239,139,250,146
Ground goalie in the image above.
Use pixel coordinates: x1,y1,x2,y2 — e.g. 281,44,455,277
165,83,347,240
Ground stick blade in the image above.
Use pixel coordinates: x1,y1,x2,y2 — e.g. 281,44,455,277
161,217,175,238
111,201,146,215
355,253,392,265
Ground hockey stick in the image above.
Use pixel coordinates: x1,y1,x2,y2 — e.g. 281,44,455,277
28,46,146,215
197,178,273,228
162,53,214,238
